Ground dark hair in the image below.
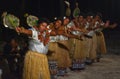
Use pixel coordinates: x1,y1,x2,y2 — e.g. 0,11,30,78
37,18,50,26
63,16,71,21
56,17,63,24
6,37,18,43
56,17,63,21
86,12,95,17
79,12,86,18
95,12,102,19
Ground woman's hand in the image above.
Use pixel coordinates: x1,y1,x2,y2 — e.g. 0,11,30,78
15,27,21,33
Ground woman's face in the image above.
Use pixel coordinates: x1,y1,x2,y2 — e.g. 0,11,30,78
94,15,100,21
11,39,18,48
79,16,84,22
38,22,48,32
86,16,93,22
55,20,62,28
63,18,70,25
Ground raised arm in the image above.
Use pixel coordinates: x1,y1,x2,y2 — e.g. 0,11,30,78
16,27,32,36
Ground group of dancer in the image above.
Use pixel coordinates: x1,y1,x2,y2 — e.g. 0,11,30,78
1,1,117,79
14,11,117,79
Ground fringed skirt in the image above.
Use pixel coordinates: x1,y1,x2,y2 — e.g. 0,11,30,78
80,39,88,60
47,42,58,61
96,32,107,54
57,40,71,68
89,34,97,60
68,38,76,59
73,38,83,60
23,51,50,79
84,37,91,58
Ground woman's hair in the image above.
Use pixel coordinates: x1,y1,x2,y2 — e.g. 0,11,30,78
37,18,50,26
6,37,18,43
95,12,102,19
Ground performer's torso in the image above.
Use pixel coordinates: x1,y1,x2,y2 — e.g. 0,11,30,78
28,28,48,54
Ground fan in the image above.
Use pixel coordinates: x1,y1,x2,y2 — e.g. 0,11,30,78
26,15,39,27
73,2,80,18
2,12,20,29
64,1,71,17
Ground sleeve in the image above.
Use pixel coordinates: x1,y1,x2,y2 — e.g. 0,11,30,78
28,28,38,40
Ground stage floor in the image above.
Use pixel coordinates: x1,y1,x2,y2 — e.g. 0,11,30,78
58,54,120,79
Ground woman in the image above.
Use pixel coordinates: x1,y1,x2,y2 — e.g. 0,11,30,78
16,19,51,79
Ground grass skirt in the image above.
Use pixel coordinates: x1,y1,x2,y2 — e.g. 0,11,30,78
47,42,58,61
89,34,97,60
23,51,50,79
96,32,107,54
57,40,71,68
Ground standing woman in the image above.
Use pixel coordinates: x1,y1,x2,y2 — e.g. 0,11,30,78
16,19,51,79
56,17,72,74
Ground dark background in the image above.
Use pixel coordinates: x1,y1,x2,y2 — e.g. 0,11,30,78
0,0,120,49
0,0,120,22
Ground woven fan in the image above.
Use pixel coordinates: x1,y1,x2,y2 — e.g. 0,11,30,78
26,15,39,27
73,2,80,18
64,1,71,17
3,13,20,29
